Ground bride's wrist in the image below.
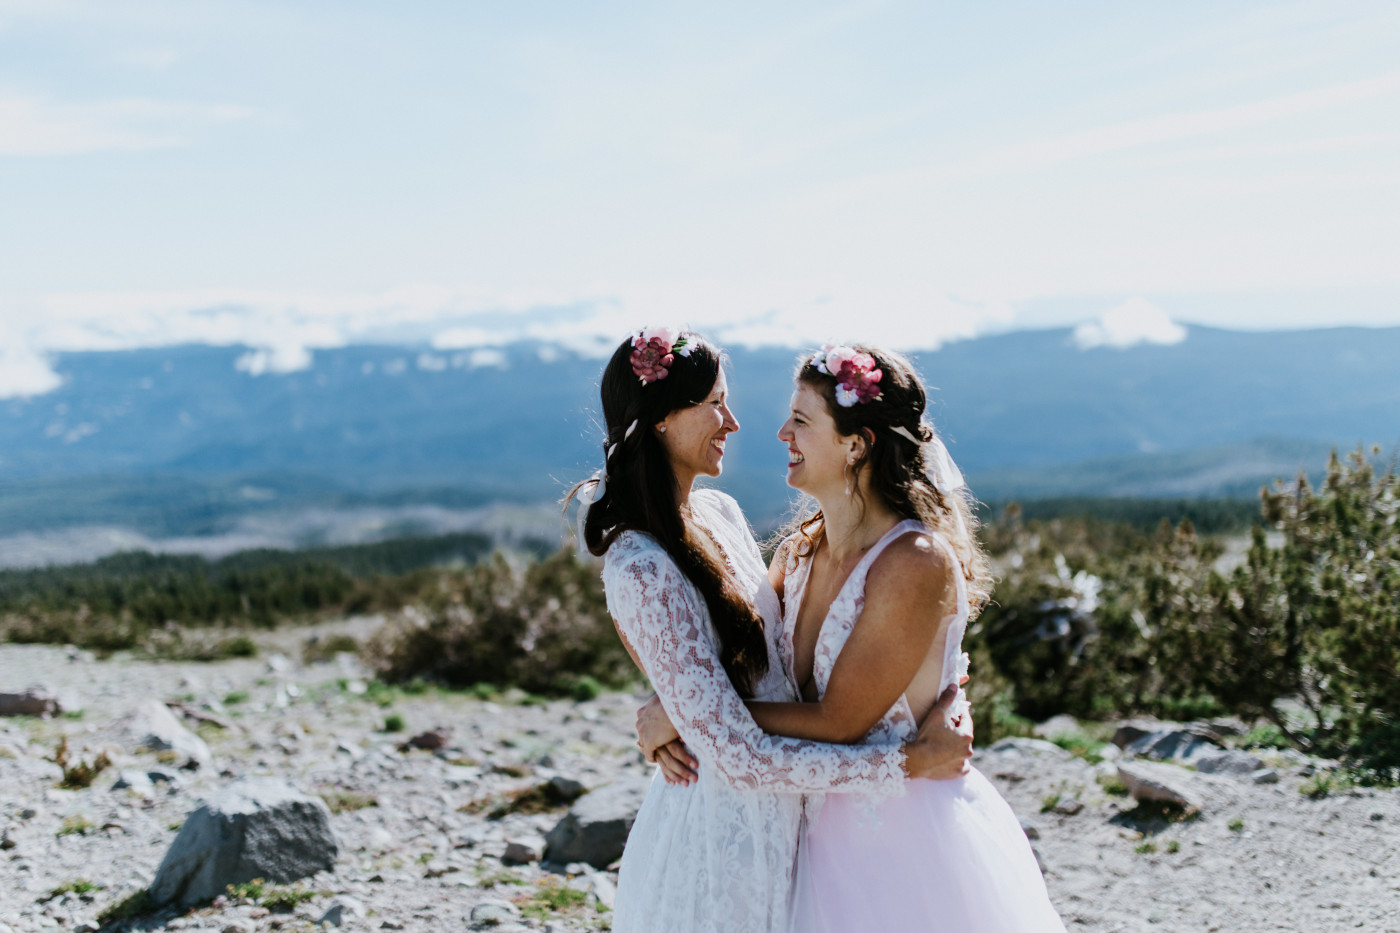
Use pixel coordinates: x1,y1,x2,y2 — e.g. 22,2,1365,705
900,741,925,778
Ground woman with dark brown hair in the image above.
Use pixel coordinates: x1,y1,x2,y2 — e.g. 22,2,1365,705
571,328,973,933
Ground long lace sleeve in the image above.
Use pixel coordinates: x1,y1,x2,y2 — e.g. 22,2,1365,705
603,536,907,795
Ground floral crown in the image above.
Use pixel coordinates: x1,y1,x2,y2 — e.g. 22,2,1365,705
630,325,695,384
809,344,882,407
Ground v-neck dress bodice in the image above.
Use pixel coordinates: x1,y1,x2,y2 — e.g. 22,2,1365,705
779,518,1068,933
779,520,972,746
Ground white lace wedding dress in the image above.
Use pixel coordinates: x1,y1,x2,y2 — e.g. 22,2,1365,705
601,489,908,933
784,519,1068,932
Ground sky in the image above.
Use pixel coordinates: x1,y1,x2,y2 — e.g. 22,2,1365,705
2,0,1398,396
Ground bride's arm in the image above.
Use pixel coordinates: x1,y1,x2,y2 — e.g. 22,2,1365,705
605,547,912,794
748,533,959,743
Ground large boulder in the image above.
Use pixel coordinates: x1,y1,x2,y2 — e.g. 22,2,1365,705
1125,727,1219,763
543,775,650,869
118,699,212,770
0,684,62,718
1194,750,1264,777
149,778,338,907
1117,761,1204,813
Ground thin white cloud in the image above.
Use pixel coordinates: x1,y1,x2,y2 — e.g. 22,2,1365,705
965,72,1400,179
1074,298,1188,350
0,93,255,156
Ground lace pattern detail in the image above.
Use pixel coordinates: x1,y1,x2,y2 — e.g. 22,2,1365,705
602,497,908,794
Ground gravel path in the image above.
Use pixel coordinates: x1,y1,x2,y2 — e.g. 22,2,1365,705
1,630,1396,933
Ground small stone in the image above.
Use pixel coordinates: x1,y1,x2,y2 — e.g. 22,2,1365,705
266,654,292,674
470,900,519,926
221,920,254,933
586,873,616,909
502,837,544,865
0,684,62,718
1019,818,1041,840
379,921,405,930
1252,769,1280,785
1032,714,1081,740
319,896,366,927
548,776,587,802
398,728,452,752
1052,798,1084,816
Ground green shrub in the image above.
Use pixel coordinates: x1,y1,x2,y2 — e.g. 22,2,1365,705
369,549,635,696
96,889,152,925
382,713,406,733
302,633,362,664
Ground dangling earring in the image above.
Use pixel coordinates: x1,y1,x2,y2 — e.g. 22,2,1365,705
844,461,853,497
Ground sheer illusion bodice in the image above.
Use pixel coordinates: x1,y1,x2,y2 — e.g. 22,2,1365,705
601,489,907,933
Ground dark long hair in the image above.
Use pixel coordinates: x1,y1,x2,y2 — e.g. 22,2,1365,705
567,333,769,696
792,345,993,616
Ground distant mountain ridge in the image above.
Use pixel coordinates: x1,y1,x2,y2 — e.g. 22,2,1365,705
1,325,1396,536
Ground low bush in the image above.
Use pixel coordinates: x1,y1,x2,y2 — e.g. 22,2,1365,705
369,548,635,696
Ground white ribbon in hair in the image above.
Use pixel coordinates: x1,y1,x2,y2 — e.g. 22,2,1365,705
890,424,966,493
576,419,639,555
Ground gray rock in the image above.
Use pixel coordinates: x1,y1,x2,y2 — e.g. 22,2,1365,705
1126,728,1219,763
985,737,1075,760
1194,750,1264,776
543,775,650,869
148,778,338,907
548,776,587,803
1032,714,1082,740
1019,817,1041,840
502,837,544,865
470,900,520,926
1111,720,1162,749
1052,797,1085,816
319,896,366,927
1118,761,1204,813
1252,768,1281,785
118,700,212,770
585,873,616,909
221,921,254,933
112,771,156,794
0,684,62,718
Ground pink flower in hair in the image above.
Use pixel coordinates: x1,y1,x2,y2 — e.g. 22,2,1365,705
629,326,691,384
810,345,883,406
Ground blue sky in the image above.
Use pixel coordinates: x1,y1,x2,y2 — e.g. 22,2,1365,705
2,0,1399,395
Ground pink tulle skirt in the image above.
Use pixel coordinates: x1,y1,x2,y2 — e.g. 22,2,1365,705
791,768,1068,932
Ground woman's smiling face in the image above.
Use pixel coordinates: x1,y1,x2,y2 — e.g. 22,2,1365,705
657,369,739,488
777,382,849,494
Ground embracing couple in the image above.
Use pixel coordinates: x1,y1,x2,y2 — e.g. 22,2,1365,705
570,327,1067,933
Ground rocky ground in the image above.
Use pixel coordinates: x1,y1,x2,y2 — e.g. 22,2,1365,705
1,620,1397,933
